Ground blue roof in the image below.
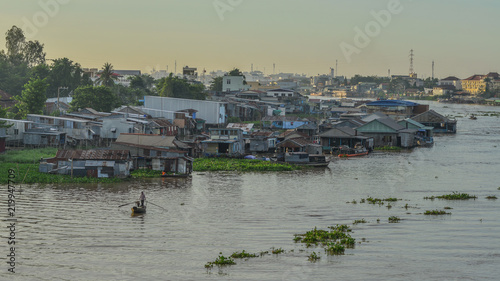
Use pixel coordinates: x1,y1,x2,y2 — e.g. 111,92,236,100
366,100,420,107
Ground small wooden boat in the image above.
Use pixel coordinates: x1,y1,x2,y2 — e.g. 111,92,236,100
338,144,369,158
131,203,146,214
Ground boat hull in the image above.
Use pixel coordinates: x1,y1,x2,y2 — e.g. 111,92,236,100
338,151,369,158
131,206,146,214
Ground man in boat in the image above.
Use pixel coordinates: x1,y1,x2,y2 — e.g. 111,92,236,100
139,191,146,207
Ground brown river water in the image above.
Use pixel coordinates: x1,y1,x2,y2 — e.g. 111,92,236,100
1,101,500,280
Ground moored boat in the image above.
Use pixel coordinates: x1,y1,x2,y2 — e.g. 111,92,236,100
338,144,369,158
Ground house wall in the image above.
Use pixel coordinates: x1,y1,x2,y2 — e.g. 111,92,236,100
249,139,269,152
361,133,398,147
0,119,32,143
144,96,226,125
222,76,250,92
101,118,134,139
399,132,415,148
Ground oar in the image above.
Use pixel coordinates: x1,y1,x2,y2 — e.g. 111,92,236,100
118,202,136,207
147,201,168,211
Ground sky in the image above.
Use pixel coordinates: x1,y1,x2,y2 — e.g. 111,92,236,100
1,0,500,79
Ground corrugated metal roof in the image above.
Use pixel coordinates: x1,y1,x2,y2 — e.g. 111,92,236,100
55,150,130,160
115,133,175,147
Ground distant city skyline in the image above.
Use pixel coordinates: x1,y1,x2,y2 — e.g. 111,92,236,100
2,0,499,79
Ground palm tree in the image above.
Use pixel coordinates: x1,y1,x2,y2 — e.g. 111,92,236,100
96,62,116,87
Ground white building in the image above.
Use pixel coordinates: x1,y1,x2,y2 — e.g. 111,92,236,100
222,76,250,92
438,76,462,90
143,96,226,125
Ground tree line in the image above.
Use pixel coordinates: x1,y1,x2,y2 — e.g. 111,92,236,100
0,26,208,119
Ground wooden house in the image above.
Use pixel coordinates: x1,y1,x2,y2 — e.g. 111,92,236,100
318,127,373,151
411,110,457,134
355,117,413,147
201,128,245,156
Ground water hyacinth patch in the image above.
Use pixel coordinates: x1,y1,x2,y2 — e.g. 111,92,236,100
205,252,236,269
231,250,258,259
193,158,301,172
424,210,451,215
424,192,477,200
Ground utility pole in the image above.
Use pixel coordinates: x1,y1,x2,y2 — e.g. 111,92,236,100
432,60,435,80
336,59,338,78
409,49,415,77
57,87,68,113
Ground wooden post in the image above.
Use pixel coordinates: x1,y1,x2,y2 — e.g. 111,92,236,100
71,157,74,179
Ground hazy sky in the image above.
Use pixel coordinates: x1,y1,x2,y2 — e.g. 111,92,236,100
1,0,499,79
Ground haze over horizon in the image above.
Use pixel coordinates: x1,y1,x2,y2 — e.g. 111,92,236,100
2,0,499,79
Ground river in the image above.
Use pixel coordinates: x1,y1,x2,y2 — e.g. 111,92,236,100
2,101,500,280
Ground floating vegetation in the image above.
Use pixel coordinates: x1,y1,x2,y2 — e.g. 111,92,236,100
231,250,258,259
386,204,392,209
0,147,57,163
259,251,269,257
0,163,121,184
271,247,285,254
308,252,320,262
364,197,399,205
193,158,301,172
325,242,345,255
497,187,500,190
353,219,367,225
294,225,355,256
360,198,366,203
444,206,453,209
424,210,451,215
351,200,357,204
374,146,402,151
424,192,477,200
205,253,236,269
486,196,497,200
388,216,401,223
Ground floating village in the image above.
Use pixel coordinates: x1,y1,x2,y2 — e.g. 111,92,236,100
1,91,460,178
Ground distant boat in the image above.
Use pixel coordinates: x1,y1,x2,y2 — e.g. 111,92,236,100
338,144,369,158
469,114,477,120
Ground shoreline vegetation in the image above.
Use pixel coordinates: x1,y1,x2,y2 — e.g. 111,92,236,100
0,148,303,184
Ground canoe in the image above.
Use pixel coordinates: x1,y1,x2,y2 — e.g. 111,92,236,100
338,151,369,158
131,205,146,214
161,173,191,178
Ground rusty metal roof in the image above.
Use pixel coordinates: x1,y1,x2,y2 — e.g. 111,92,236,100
55,150,130,160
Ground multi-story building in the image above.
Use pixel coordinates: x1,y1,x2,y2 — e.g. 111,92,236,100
462,72,500,95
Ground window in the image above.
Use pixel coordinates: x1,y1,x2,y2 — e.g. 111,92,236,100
14,129,19,135
226,79,231,84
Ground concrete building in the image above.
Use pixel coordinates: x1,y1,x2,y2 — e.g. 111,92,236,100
144,96,226,125
438,76,462,90
222,76,250,92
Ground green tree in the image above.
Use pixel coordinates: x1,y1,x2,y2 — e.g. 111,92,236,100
46,58,85,97
209,76,223,91
0,106,12,128
228,68,243,76
96,62,116,87
3,25,45,66
70,85,118,112
14,78,49,118
156,74,206,100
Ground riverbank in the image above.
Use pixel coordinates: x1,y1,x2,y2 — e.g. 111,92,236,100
0,149,303,184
